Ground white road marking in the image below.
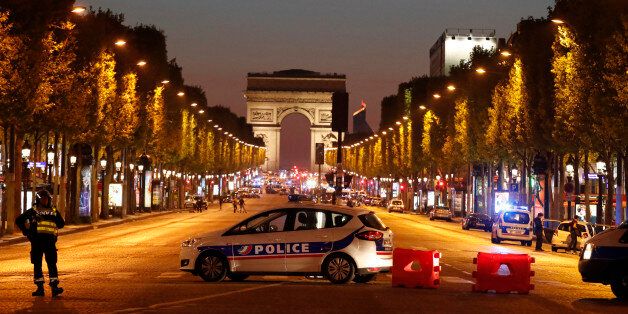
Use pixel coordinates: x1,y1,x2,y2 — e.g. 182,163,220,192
114,283,283,313
156,272,184,279
440,276,474,284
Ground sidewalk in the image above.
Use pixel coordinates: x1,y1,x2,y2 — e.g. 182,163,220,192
0,209,182,247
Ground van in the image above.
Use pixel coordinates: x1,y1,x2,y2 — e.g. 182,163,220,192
491,209,533,246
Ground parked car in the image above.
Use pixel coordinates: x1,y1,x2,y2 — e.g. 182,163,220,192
542,219,561,243
491,209,533,246
429,206,453,222
593,224,614,235
387,199,404,213
288,194,317,204
551,220,595,252
193,196,208,211
184,196,196,209
462,213,492,231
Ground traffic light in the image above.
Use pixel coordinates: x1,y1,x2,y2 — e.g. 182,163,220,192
331,91,348,132
315,143,325,165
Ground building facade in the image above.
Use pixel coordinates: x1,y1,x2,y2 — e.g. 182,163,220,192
429,28,498,77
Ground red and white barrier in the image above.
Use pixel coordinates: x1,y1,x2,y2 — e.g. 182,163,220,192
472,252,535,294
392,248,441,289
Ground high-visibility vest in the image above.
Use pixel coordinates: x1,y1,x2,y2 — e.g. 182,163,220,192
35,208,59,236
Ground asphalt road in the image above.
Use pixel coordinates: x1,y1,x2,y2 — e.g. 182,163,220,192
0,194,625,313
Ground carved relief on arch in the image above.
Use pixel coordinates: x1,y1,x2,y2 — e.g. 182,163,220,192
321,132,337,147
276,106,315,124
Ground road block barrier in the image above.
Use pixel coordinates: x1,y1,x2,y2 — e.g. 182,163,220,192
392,248,440,288
471,252,535,294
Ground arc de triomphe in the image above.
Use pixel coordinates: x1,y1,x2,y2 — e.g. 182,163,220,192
245,69,345,171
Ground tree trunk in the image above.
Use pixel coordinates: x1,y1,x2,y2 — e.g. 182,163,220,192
574,150,581,214
100,146,113,220
605,153,614,225
584,151,591,222
58,134,67,219
558,154,565,220
4,127,18,234
91,144,100,223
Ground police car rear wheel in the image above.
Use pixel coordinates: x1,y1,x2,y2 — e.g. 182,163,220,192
353,274,376,283
197,253,227,282
610,277,628,300
323,255,355,284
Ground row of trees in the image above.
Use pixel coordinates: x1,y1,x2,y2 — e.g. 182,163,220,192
328,0,627,224
0,1,265,234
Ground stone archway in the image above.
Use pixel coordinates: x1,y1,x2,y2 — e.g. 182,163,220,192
245,69,345,171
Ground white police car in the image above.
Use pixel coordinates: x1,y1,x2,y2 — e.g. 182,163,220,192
180,205,393,284
578,220,628,299
491,208,533,246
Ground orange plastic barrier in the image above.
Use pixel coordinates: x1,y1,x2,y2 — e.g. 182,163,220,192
471,252,535,294
392,248,441,289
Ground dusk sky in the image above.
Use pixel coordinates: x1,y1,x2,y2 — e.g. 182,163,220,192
83,0,553,169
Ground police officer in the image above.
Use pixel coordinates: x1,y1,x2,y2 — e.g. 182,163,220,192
567,218,581,254
15,190,65,297
533,213,544,251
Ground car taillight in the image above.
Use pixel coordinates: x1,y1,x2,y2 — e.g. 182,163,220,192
356,231,383,241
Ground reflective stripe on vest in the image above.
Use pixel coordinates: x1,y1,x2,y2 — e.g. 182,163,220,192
36,219,57,235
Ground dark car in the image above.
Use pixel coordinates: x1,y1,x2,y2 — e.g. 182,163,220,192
288,194,317,203
462,213,492,232
193,196,208,211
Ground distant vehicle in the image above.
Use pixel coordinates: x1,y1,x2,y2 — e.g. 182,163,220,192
462,213,492,231
429,206,453,222
578,219,628,299
194,196,208,211
387,199,404,213
184,196,196,209
179,205,394,284
491,209,533,246
551,220,595,252
287,194,316,203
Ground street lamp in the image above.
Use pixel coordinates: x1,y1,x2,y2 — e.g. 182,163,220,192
551,19,565,24
115,160,122,182
21,140,31,211
475,67,486,74
46,144,55,185
69,155,77,167
71,6,87,14
114,39,126,47
595,156,606,224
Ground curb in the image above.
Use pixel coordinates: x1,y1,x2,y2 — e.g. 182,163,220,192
0,210,179,247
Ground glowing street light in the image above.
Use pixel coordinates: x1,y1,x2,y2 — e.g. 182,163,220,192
447,84,456,91
395,121,401,125
402,116,409,120
191,103,198,107
198,109,205,114
177,91,185,97
114,39,126,47
433,93,441,99
475,67,486,74
136,60,147,67
161,80,170,84
551,19,565,24
500,51,512,57
419,105,427,110
71,6,87,14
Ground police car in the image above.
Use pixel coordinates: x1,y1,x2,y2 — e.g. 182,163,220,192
578,220,628,299
180,205,393,284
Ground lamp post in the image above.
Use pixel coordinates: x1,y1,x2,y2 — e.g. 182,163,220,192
595,156,606,224
138,163,145,212
46,144,55,185
21,140,32,211
115,160,122,182
565,155,575,219
128,163,135,214
99,155,107,219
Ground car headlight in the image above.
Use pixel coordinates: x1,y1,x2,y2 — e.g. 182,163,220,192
182,238,198,247
582,243,594,260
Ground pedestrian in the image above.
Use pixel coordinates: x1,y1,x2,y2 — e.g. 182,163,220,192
218,197,223,211
232,198,238,213
239,197,246,213
533,212,544,252
15,190,65,297
567,218,581,254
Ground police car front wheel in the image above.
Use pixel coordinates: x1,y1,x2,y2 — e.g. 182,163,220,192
197,252,228,282
323,254,355,284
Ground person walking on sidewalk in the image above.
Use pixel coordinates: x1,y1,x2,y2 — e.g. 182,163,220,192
533,212,544,252
232,197,238,213
238,197,246,213
15,190,65,297
567,218,581,254
218,197,223,211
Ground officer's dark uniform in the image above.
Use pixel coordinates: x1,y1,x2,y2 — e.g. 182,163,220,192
15,190,65,297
